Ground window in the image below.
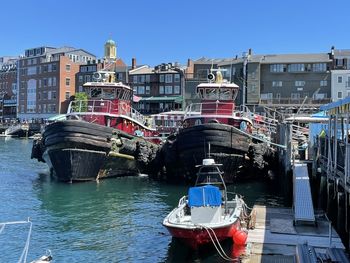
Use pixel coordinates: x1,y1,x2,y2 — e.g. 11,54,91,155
52,64,57,72
165,74,173,83
52,91,56,99
295,81,305,87
145,86,150,95
338,76,343,83
270,64,284,72
159,74,164,83
288,64,305,72
338,91,343,99
133,75,138,83
66,78,70,86
78,86,83,92
48,78,52,87
312,63,327,72
291,93,301,99
159,85,164,94
48,64,52,72
84,75,91,82
174,74,180,82
27,66,37,75
145,75,150,83
66,64,71,71
138,75,145,83
138,86,145,94
320,80,327,87
272,81,282,87
165,86,172,94
48,91,52,100
133,86,137,94
174,85,180,94
276,93,281,99
65,92,70,99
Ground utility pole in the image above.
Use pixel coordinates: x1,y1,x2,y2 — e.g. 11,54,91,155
242,53,248,107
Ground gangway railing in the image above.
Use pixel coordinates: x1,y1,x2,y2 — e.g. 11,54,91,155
293,163,315,225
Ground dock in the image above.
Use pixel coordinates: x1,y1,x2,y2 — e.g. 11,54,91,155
243,205,347,262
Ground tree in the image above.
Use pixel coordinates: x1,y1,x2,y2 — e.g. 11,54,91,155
72,92,88,112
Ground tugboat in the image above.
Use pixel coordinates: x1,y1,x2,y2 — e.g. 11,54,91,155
163,155,247,249
163,71,257,183
32,71,160,182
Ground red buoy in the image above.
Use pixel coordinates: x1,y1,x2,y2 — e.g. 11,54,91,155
233,230,247,245
229,226,237,238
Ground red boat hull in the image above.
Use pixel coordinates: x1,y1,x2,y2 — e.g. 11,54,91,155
165,221,240,249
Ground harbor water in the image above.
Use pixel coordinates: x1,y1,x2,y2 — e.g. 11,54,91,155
0,138,286,262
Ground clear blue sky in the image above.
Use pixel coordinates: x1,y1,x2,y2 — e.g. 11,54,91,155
1,0,349,66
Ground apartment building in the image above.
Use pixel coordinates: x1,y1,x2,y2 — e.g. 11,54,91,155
0,57,18,120
17,46,95,120
128,62,184,114
192,49,337,113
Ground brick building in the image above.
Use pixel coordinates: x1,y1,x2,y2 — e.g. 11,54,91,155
17,46,95,120
0,57,18,120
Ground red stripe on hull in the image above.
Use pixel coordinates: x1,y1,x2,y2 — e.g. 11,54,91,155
165,222,240,249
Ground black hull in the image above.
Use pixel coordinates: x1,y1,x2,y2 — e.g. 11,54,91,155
35,120,158,182
164,123,252,183
44,148,107,182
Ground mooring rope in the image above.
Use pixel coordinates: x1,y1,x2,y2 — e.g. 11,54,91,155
17,219,32,263
201,225,235,261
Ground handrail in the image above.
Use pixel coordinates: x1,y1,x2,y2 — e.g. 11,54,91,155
68,99,155,128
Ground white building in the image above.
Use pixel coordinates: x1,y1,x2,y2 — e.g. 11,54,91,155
331,70,350,101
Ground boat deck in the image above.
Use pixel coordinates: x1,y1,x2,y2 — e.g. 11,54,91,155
242,205,347,262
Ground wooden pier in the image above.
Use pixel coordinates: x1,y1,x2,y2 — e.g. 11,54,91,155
243,205,347,262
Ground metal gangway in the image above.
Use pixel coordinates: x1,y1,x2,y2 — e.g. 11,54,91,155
293,163,315,225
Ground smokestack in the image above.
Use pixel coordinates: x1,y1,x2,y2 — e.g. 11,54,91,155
248,48,252,56
132,58,136,69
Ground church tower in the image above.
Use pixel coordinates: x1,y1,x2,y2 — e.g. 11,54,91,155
104,38,117,61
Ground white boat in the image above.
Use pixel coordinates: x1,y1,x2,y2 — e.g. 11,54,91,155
0,219,52,262
163,158,247,249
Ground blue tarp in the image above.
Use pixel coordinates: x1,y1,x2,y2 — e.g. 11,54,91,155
188,185,222,207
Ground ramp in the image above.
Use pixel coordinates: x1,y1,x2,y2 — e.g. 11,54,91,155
293,163,315,224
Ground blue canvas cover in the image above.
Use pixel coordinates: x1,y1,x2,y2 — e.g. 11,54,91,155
188,185,222,207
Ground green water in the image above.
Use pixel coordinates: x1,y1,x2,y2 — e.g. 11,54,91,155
0,137,286,262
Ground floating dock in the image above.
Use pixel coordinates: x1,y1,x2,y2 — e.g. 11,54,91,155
243,205,347,262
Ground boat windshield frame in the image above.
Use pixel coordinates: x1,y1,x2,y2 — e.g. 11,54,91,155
195,164,228,209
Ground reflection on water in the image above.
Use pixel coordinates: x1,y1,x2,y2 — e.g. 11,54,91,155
0,138,286,262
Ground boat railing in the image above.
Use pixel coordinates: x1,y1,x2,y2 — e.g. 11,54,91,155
68,99,154,128
178,195,187,207
184,102,244,118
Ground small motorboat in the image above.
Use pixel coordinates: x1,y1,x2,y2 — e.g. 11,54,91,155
163,158,247,249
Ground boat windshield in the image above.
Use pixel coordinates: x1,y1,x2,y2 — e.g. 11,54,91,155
195,166,224,188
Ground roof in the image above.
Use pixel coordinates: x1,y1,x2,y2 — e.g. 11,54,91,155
334,49,350,56
129,65,153,74
198,53,332,67
139,96,183,103
106,39,116,45
320,96,350,111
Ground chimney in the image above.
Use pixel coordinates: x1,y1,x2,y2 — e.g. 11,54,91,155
248,48,252,56
132,58,136,69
